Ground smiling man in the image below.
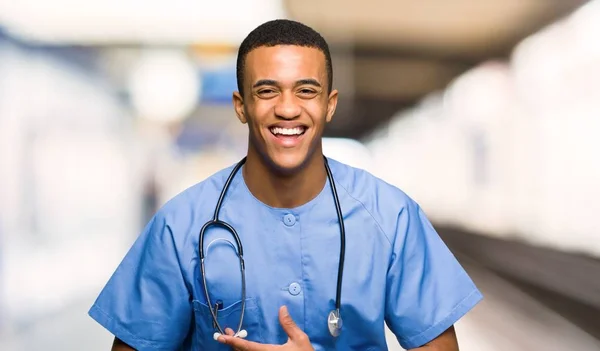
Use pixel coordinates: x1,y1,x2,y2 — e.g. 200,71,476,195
89,19,482,351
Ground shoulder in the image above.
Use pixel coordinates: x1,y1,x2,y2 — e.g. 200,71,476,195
153,163,237,227
327,158,419,241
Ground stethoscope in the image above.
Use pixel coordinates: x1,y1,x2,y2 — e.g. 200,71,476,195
198,156,346,341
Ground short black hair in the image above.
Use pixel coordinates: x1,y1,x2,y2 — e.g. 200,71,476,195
236,19,333,97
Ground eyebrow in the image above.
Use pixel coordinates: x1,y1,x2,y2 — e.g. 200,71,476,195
252,78,322,89
252,79,278,88
296,79,322,88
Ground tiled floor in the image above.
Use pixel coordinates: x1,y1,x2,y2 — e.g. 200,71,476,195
385,262,600,351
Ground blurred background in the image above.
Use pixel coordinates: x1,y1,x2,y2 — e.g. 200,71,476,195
1,0,599,350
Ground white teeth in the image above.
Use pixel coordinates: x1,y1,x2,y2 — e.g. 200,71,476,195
270,127,305,136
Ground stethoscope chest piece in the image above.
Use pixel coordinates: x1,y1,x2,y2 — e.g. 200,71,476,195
327,309,342,337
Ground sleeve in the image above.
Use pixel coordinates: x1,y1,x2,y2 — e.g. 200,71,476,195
384,200,483,349
88,212,192,351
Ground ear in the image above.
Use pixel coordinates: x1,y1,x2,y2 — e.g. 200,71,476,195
232,91,247,124
326,89,338,123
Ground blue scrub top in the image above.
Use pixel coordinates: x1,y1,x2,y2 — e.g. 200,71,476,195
89,158,482,350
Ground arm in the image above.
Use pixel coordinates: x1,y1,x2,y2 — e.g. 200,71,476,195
385,199,481,350
111,338,135,351
408,326,459,351
88,212,193,350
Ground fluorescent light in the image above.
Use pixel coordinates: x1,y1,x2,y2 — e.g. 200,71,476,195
0,0,287,45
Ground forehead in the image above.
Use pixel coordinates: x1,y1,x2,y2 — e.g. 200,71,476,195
244,45,327,84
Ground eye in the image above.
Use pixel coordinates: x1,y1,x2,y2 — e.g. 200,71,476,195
297,88,318,98
256,89,278,98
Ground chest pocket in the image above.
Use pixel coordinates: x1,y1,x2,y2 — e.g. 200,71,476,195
192,298,264,350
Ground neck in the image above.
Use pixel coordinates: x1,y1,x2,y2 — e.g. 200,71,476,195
243,147,327,209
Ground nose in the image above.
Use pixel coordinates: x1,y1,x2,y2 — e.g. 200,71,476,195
274,92,302,120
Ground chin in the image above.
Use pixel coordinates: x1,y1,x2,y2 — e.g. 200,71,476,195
267,153,310,175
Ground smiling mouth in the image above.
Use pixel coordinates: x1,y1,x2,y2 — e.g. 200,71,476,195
269,127,307,137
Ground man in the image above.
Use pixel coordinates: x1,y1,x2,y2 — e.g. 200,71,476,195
89,19,482,351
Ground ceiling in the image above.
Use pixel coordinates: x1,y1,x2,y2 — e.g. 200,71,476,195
0,0,589,138
286,0,585,58
285,0,588,137
0,1,286,45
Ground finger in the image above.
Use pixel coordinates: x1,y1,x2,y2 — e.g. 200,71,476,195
224,328,242,351
278,305,306,342
217,335,268,351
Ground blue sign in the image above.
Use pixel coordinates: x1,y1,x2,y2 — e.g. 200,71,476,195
200,67,237,104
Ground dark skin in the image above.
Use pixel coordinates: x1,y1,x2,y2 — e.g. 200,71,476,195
234,44,337,209
110,44,459,351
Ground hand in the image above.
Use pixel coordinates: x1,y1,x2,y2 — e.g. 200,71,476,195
217,305,314,351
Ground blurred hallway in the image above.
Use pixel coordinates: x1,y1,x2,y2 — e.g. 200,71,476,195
2,1,600,350
447,261,600,351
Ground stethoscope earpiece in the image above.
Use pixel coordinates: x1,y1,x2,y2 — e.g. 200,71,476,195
213,329,248,341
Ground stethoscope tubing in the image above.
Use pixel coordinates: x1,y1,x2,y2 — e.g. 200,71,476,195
324,158,346,312
198,156,345,337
